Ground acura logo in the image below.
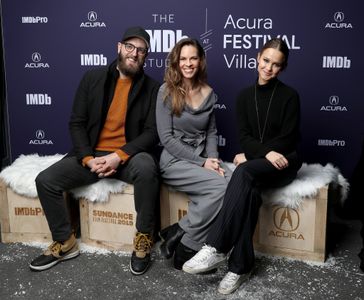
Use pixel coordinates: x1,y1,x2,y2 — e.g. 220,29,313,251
273,207,300,232
31,52,41,62
88,11,97,21
329,95,339,106
36,130,45,140
334,12,344,23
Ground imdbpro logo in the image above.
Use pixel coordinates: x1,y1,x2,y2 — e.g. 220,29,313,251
273,207,300,232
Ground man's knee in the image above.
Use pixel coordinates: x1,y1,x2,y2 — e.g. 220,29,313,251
35,168,51,189
35,164,63,191
128,152,159,179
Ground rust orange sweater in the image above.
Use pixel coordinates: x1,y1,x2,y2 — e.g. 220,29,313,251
82,78,131,166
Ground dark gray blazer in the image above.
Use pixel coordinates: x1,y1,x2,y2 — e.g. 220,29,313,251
68,59,160,161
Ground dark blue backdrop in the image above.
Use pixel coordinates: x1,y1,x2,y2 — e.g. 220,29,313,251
1,0,362,177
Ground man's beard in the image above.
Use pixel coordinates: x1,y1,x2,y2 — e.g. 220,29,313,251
117,52,144,78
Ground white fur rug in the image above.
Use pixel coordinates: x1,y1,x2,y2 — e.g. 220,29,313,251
0,154,65,198
261,163,348,208
0,154,349,207
225,162,348,208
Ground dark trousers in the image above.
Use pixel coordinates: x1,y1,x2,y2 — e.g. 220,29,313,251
207,155,301,274
35,152,160,242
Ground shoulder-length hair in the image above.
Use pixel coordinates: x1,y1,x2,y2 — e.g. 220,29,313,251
163,38,207,116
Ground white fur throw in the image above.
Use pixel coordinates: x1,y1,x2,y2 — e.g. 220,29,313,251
0,154,348,208
261,163,348,208
0,154,65,198
0,154,128,202
225,162,349,208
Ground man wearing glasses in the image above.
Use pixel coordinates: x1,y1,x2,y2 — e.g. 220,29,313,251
29,26,160,275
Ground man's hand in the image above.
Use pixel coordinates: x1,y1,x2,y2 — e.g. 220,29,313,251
86,157,106,173
96,153,121,177
86,153,121,177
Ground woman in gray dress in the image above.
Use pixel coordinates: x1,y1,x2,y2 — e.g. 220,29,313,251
156,38,231,269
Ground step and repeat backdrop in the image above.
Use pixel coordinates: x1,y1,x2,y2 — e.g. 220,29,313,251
1,0,362,177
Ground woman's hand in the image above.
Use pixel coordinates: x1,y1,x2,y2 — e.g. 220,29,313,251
233,153,247,166
265,151,289,170
204,158,225,176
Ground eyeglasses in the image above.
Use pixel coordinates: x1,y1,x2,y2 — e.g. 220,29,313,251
121,42,148,56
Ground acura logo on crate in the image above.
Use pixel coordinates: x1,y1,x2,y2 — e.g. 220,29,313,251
273,207,299,231
269,207,304,240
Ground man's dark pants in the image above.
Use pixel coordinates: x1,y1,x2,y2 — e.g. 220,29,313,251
35,152,160,242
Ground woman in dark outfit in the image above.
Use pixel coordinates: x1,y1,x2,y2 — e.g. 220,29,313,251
183,38,302,295
340,138,364,272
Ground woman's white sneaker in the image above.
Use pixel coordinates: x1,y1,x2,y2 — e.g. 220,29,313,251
182,245,226,274
218,271,251,295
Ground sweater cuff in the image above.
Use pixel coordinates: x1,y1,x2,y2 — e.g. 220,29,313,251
82,156,94,167
115,149,130,164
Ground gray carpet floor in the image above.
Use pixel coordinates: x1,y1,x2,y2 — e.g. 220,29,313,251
0,219,363,300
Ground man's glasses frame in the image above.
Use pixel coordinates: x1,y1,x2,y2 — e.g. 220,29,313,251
121,42,148,56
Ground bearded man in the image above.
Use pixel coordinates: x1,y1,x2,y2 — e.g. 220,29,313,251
30,27,160,275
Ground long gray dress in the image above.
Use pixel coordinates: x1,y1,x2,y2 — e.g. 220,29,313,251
156,83,231,251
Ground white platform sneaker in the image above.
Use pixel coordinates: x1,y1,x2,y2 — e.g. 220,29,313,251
218,271,251,295
182,245,226,274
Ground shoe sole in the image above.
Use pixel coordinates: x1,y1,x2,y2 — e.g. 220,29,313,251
29,249,80,271
129,260,149,276
217,272,251,295
182,257,226,274
218,284,240,295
